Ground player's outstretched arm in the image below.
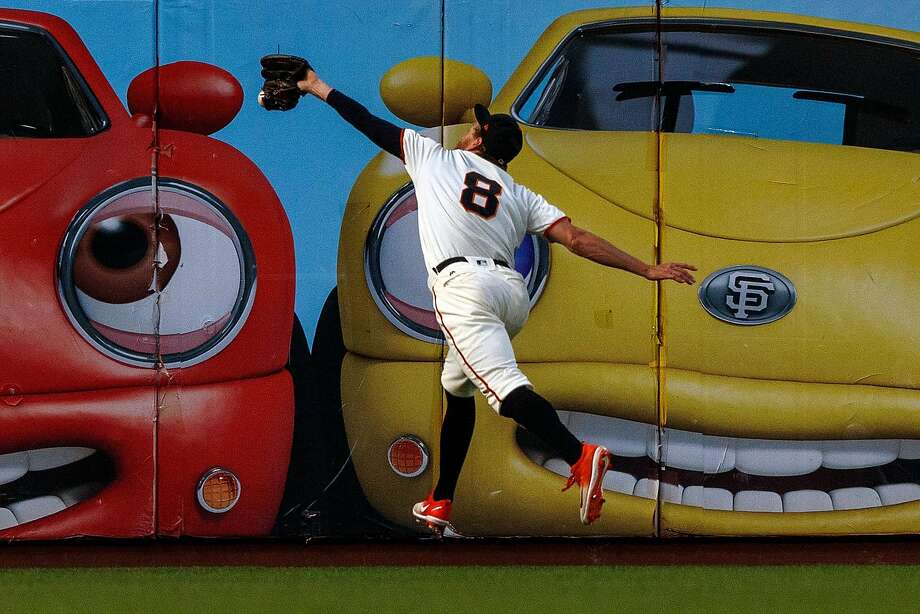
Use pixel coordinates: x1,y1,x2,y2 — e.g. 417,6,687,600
545,218,696,284
297,69,403,159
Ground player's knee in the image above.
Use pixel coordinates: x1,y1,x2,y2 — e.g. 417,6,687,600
441,375,475,399
500,385,546,420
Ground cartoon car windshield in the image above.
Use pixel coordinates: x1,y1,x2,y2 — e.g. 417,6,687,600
0,23,107,137
516,23,920,153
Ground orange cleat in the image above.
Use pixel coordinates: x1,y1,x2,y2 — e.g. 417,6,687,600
562,442,611,525
412,493,453,536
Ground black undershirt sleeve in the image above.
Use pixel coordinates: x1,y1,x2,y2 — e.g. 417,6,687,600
326,89,403,160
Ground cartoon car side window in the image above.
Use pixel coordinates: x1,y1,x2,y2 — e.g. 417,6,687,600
0,23,107,138
516,22,920,153
517,28,659,131
522,57,569,127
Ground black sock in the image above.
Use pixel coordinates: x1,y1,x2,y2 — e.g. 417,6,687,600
500,386,582,466
433,391,476,501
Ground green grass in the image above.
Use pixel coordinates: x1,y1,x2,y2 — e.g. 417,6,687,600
1,565,919,613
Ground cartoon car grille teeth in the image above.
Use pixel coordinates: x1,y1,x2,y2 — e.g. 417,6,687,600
0,448,113,530
520,415,920,513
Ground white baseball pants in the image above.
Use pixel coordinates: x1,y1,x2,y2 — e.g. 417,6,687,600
430,259,533,412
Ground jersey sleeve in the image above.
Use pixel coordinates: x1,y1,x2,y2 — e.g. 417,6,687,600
520,185,568,235
401,128,441,177
325,89,402,159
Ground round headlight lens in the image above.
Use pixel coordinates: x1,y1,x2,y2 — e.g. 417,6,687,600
387,435,429,478
58,178,256,367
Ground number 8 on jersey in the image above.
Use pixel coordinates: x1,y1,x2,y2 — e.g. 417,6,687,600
459,171,503,219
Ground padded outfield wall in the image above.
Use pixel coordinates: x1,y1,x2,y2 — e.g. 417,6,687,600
0,1,917,539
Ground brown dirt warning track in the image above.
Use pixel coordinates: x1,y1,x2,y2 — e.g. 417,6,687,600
4,537,920,568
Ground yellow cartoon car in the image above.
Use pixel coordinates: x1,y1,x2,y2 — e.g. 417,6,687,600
327,7,920,536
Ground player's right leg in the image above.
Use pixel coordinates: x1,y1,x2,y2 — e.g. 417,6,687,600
499,387,611,525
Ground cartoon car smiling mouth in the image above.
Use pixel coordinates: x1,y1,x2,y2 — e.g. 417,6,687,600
0,447,113,530
331,7,920,537
526,412,920,515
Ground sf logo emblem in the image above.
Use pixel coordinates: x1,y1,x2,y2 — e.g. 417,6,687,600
725,272,775,320
698,266,796,326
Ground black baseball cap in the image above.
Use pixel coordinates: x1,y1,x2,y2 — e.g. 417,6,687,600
474,104,523,166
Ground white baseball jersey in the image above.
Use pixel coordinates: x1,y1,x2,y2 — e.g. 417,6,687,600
401,128,567,275
400,128,567,411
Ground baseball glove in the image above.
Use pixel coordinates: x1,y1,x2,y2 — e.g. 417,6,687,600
258,54,311,111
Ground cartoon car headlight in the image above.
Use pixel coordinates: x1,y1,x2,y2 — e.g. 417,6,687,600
59,178,257,367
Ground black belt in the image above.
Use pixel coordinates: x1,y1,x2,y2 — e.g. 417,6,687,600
433,256,510,274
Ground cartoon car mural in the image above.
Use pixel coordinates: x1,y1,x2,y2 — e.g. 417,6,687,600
0,9,301,539
332,7,920,536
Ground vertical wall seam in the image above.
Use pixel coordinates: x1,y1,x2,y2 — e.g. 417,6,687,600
653,0,665,539
152,0,161,536
439,0,446,147
435,0,448,482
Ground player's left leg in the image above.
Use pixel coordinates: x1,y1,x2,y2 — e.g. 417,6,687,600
434,389,476,502
433,270,610,524
413,351,476,535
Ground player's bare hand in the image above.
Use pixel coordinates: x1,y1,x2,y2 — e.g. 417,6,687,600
297,69,333,100
296,69,318,94
644,262,697,284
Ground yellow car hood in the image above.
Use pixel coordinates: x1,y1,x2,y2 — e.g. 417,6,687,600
525,127,920,390
524,129,658,221
527,129,920,241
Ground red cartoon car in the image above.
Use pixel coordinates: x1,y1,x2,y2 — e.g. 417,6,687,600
0,9,300,539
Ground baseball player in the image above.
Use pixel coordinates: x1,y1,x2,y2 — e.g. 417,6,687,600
290,64,696,533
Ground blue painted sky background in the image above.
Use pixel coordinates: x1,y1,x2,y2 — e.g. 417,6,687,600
7,1,919,341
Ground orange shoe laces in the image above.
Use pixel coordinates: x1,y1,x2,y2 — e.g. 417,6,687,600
562,457,588,491
562,473,577,492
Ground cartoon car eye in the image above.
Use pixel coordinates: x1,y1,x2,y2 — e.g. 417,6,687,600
364,183,550,342
59,178,256,367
